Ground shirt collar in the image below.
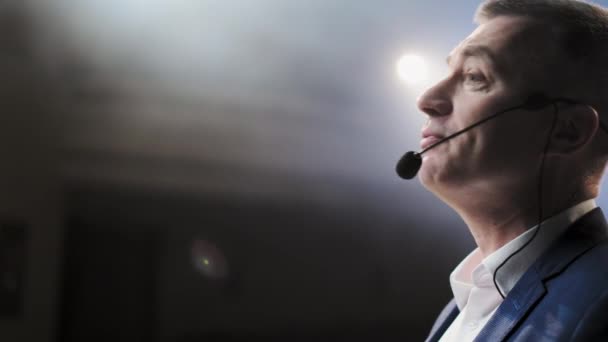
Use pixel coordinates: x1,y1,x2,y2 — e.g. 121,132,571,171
449,199,597,310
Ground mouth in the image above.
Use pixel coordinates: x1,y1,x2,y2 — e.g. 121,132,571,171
420,135,444,150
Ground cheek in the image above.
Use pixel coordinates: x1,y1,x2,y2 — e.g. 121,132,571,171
418,114,549,186
473,123,543,174
429,125,506,175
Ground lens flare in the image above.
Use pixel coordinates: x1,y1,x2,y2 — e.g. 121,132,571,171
191,239,229,279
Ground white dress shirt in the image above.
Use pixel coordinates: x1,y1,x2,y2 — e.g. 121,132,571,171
439,199,597,342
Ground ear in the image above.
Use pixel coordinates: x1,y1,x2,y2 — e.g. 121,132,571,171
548,103,599,155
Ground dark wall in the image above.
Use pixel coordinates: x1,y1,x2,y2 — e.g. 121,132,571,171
60,183,460,341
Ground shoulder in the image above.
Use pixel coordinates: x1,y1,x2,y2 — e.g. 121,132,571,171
544,239,608,297
561,239,608,283
570,287,608,341
541,240,608,339
504,239,608,340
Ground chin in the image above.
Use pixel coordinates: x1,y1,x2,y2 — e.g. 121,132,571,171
418,162,442,191
418,157,461,194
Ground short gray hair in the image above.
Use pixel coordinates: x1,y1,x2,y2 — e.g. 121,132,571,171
475,0,608,112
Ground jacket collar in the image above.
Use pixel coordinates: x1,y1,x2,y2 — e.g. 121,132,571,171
474,207,608,342
425,208,608,342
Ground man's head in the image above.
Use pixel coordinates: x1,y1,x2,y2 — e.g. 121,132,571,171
417,0,608,209
475,0,608,103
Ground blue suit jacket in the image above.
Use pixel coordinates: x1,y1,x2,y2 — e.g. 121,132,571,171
425,207,608,342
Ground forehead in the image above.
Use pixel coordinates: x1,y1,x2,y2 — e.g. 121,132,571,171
448,16,543,68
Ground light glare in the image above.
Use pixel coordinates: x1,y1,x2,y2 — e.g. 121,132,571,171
397,54,429,85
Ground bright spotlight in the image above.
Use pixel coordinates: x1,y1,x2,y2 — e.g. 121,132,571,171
396,54,429,85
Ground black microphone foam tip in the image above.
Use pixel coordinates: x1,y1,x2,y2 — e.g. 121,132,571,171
396,151,422,180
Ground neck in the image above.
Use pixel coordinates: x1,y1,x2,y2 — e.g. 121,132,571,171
457,201,536,257
445,178,592,257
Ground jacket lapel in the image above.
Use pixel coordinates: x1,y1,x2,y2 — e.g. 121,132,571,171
425,299,460,342
474,208,608,342
473,268,546,341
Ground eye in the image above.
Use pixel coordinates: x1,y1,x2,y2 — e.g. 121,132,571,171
464,72,486,83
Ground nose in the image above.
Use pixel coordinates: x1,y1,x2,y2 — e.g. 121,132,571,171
416,80,453,117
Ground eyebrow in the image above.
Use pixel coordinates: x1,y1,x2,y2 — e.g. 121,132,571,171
446,45,497,67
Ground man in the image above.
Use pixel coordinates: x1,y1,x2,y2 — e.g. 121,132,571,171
415,0,608,341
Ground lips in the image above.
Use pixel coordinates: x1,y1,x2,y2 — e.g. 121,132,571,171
420,136,443,150
420,128,445,150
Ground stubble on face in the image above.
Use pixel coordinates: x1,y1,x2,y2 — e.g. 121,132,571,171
419,16,562,203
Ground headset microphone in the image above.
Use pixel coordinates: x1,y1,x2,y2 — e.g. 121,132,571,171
395,92,554,180
395,92,604,299
395,151,422,180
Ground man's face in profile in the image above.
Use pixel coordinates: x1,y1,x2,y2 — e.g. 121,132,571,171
416,16,560,197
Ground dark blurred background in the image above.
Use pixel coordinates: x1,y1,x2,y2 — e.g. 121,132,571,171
3,0,608,341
